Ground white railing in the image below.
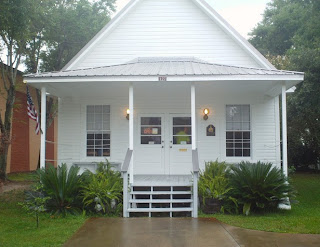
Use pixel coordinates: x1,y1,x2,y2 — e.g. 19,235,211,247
121,148,133,218
192,149,199,218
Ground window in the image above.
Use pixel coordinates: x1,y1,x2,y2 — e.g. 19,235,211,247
226,105,250,157
172,117,192,145
86,105,110,157
141,117,162,144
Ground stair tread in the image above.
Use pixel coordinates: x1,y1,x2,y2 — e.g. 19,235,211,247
128,207,193,212
131,191,192,195
129,199,193,203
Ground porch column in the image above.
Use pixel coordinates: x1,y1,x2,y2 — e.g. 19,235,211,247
40,87,46,169
281,83,288,177
191,83,198,218
129,83,134,183
191,83,196,150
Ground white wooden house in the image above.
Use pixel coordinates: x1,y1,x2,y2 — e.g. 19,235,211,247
25,0,304,217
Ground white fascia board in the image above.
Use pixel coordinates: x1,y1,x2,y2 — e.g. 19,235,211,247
62,0,140,71
193,0,276,70
25,74,304,84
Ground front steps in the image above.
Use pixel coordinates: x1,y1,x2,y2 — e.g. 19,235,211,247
127,181,194,217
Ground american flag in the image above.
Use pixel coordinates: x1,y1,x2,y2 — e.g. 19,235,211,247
26,86,40,134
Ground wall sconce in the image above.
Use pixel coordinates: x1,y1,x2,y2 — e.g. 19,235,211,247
126,109,130,120
203,108,209,120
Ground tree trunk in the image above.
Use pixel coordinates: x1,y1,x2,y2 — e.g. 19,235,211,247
0,142,10,180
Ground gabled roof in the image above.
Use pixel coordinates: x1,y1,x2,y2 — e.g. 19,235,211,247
28,57,302,78
62,0,275,71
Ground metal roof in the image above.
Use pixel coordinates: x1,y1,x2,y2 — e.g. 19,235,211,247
26,57,303,79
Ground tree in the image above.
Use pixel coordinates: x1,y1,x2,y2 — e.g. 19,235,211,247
250,0,320,169
0,0,39,179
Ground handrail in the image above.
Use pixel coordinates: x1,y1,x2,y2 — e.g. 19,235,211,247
121,148,133,172
192,149,199,173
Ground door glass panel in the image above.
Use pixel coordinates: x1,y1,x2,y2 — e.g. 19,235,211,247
172,117,192,145
141,117,161,145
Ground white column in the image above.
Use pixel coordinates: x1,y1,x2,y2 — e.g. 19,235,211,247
40,87,47,169
282,83,288,176
191,83,196,150
129,84,134,183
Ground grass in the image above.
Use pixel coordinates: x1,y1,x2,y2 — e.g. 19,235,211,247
7,172,39,182
201,173,320,234
0,182,87,246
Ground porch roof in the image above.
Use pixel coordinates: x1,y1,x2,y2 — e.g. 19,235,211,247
27,57,303,78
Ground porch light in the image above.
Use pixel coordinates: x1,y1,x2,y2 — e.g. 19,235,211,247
126,109,130,120
203,108,209,120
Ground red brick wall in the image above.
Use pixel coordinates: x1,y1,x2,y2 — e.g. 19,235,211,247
10,91,29,172
46,120,55,166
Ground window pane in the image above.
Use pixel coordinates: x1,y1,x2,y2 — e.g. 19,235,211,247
173,127,191,135
141,136,161,144
242,105,250,122
226,149,234,156
141,127,161,135
235,149,242,157
173,136,191,145
243,149,250,157
87,105,94,113
242,122,250,130
173,117,191,125
226,123,233,130
226,132,234,139
243,132,250,139
103,105,110,113
141,117,161,125
95,105,103,113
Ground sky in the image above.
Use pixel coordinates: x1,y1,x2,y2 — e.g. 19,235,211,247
1,0,270,70
115,0,270,38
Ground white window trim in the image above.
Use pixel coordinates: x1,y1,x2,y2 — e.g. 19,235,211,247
80,102,113,162
224,104,253,161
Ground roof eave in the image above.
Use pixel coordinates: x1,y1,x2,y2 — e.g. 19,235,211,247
25,74,304,84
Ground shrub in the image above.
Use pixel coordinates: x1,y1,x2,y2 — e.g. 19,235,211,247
38,163,82,216
229,161,294,215
198,161,237,213
19,183,50,228
81,161,122,215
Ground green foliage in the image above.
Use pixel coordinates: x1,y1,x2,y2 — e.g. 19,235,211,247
81,161,123,215
198,161,237,213
19,184,50,228
38,163,82,216
229,162,294,215
250,0,320,169
0,189,86,246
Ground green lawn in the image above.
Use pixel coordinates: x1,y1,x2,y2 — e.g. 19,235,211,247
201,173,320,234
0,189,86,247
7,171,39,182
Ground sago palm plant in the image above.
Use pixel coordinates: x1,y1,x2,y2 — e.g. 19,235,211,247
229,161,295,215
38,163,82,216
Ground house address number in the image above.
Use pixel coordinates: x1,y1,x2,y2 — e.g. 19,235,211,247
158,76,167,81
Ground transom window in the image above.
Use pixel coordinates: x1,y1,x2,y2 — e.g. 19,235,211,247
226,105,251,157
86,105,110,157
141,117,162,144
172,117,192,145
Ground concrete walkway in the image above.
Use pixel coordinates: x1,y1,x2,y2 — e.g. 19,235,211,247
63,218,320,247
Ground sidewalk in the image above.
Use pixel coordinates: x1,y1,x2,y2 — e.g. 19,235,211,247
63,218,320,247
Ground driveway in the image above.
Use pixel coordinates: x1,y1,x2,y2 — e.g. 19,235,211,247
63,218,320,247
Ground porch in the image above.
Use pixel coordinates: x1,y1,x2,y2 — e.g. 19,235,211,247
24,57,304,218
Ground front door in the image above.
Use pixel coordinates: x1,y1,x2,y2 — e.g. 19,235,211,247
134,113,192,175
134,115,165,174
168,115,192,174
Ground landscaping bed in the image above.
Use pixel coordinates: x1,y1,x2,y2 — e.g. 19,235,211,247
201,173,320,234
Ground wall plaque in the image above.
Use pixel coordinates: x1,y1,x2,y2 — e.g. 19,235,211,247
206,124,215,136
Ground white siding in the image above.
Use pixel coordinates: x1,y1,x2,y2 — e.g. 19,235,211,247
70,0,260,70
58,84,281,172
